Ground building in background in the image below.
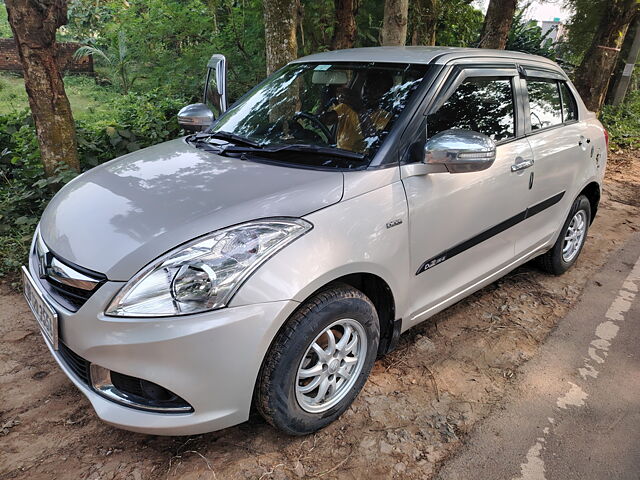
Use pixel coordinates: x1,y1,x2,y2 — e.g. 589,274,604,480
539,18,566,43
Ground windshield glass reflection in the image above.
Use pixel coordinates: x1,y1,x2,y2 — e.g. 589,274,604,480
209,62,428,165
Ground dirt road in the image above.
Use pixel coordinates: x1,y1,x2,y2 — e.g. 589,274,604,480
1,152,639,480
437,233,640,480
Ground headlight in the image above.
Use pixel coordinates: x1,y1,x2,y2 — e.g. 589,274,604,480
106,218,312,317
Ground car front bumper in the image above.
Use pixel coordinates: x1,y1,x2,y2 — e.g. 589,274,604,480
27,258,299,435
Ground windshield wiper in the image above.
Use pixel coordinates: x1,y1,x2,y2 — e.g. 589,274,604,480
192,130,262,148
208,142,365,161
268,143,365,160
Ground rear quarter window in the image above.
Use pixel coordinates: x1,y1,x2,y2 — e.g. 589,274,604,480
527,79,562,130
559,82,578,122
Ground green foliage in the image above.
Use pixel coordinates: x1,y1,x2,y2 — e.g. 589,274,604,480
105,0,266,102
62,0,115,42
600,89,640,149
75,31,135,93
299,0,335,53
562,0,606,65
435,0,484,47
506,8,556,60
0,2,11,38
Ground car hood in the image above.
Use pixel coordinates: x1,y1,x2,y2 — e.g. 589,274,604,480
39,138,344,280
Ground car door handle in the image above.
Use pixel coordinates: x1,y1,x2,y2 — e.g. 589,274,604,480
511,159,534,172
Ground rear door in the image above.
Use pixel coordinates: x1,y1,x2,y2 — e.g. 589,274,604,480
401,67,535,325
516,70,586,255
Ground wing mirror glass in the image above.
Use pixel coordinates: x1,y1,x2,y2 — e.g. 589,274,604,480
178,54,228,132
424,129,496,173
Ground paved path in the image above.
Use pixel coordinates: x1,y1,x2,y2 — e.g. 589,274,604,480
437,233,640,480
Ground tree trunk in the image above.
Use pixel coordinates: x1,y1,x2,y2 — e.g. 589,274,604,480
381,0,409,46
5,0,79,176
574,0,639,112
411,0,439,46
605,11,640,106
264,0,299,75
331,0,359,50
478,0,518,49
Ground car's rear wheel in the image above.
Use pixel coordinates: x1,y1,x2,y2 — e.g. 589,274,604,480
537,194,591,275
255,284,379,435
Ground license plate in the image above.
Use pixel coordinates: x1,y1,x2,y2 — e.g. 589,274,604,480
22,266,58,350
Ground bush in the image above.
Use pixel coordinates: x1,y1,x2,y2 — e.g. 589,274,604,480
600,90,640,150
0,89,187,281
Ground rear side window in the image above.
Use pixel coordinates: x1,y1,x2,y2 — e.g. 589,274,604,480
427,76,515,141
527,79,562,130
559,82,578,122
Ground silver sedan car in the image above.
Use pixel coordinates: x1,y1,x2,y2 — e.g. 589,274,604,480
23,47,607,435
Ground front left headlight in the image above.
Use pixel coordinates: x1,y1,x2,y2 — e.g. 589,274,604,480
106,218,312,317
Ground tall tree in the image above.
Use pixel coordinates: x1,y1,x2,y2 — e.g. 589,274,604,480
573,0,639,111
5,0,80,176
331,0,359,50
478,0,518,49
381,0,409,46
606,11,640,105
411,0,440,46
264,0,299,74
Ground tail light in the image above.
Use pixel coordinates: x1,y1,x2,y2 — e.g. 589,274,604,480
604,128,609,149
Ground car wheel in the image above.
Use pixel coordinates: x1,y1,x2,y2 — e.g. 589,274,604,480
255,283,379,435
537,194,591,275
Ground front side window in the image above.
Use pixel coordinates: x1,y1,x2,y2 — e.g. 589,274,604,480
559,82,578,122
427,76,515,141
528,79,562,130
207,62,428,168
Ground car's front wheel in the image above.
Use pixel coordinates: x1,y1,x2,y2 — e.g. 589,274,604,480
537,194,591,275
255,284,379,435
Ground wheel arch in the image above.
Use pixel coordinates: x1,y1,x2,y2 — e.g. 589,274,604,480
250,271,400,416
578,181,601,224
329,272,399,357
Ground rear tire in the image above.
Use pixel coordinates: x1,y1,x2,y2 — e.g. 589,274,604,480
256,284,379,435
536,195,591,275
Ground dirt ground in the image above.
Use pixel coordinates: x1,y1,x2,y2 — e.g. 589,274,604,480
1,151,639,480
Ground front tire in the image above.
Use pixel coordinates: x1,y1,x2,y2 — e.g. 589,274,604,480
537,194,591,275
256,284,379,435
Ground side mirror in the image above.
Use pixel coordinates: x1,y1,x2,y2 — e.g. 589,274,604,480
424,129,496,173
177,103,214,132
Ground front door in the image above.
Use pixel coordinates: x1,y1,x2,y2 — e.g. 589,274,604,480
401,69,534,326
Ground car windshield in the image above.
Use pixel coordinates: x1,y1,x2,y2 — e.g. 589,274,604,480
207,62,428,168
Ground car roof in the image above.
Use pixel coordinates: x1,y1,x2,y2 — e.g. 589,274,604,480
293,46,560,71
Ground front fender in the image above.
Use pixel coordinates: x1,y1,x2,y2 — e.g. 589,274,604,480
229,180,412,319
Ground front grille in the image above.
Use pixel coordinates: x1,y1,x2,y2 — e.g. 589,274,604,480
44,277,96,310
57,342,91,386
32,235,105,311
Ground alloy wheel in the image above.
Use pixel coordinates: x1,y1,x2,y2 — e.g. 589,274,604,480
295,318,367,413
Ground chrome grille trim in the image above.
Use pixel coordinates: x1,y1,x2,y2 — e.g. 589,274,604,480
33,233,105,310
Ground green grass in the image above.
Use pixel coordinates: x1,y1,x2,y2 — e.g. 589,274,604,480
0,72,119,121
0,3,10,38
